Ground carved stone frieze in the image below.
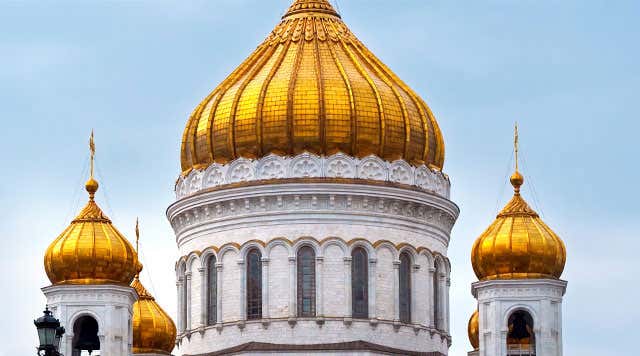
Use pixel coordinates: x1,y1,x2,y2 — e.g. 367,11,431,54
168,190,457,237
176,153,451,200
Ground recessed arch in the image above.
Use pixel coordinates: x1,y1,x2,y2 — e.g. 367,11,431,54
72,315,100,355
506,308,536,355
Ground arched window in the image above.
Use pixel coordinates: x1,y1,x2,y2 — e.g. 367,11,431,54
351,247,369,319
399,252,412,323
206,255,217,325
433,260,440,330
297,246,316,317
507,311,536,355
246,249,262,320
72,315,100,356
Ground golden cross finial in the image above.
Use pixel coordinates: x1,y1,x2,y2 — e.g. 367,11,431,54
514,122,519,173
89,130,96,179
85,130,99,200
135,217,140,254
510,122,524,194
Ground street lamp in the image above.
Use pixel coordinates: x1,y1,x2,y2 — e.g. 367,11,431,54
34,306,65,356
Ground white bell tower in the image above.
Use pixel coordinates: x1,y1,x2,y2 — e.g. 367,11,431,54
468,125,568,356
41,133,140,356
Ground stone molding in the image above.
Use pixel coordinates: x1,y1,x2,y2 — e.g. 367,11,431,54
471,279,568,300
175,153,451,200
177,237,450,271
168,183,459,245
177,318,450,354
42,284,138,305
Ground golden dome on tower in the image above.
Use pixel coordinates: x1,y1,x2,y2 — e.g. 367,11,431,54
471,126,566,280
180,0,445,174
468,309,479,350
44,178,141,285
132,276,177,355
44,133,140,285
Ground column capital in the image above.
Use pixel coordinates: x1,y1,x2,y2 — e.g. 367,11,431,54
197,267,205,274
215,262,224,270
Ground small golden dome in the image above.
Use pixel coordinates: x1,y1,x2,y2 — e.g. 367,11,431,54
44,178,140,285
471,171,566,280
132,276,177,355
181,0,445,173
468,309,479,350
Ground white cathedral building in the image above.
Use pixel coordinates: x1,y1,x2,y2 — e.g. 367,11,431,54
39,1,567,355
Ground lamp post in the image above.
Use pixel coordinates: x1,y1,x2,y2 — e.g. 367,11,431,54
34,306,65,356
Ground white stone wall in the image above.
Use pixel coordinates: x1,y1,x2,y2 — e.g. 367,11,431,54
42,284,137,356
175,237,452,355
168,178,458,355
471,279,567,356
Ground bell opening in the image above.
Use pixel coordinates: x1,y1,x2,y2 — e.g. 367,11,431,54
72,316,101,356
507,310,536,356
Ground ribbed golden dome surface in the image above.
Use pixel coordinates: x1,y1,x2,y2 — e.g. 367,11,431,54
132,276,177,355
471,173,566,280
44,179,140,285
468,309,479,350
181,0,445,173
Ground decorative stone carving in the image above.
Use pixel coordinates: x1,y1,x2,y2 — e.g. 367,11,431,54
257,155,286,180
389,160,413,185
226,158,254,183
326,153,356,178
204,164,226,186
290,153,322,178
358,156,387,180
175,153,451,200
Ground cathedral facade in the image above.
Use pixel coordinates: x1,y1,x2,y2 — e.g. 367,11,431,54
39,1,567,355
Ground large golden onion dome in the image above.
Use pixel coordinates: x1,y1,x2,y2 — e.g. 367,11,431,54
471,129,566,280
132,276,177,355
468,309,479,350
181,0,445,173
44,178,140,285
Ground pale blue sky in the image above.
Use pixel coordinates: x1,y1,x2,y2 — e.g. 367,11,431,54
1,1,638,355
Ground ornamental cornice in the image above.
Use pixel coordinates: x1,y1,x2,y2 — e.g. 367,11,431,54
167,183,458,244
175,153,451,200
471,279,568,300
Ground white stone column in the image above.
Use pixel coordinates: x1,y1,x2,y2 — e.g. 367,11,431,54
237,259,246,321
261,257,270,319
393,260,400,322
316,256,324,317
176,279,183,333
411,264,420,324
199,267,206,327
426,266,435,328
343,256,353,320
185,272,192,331
215,262,223,325
288,256,296,319
445,276,451,332
437,270,446,330
368,257,377,321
